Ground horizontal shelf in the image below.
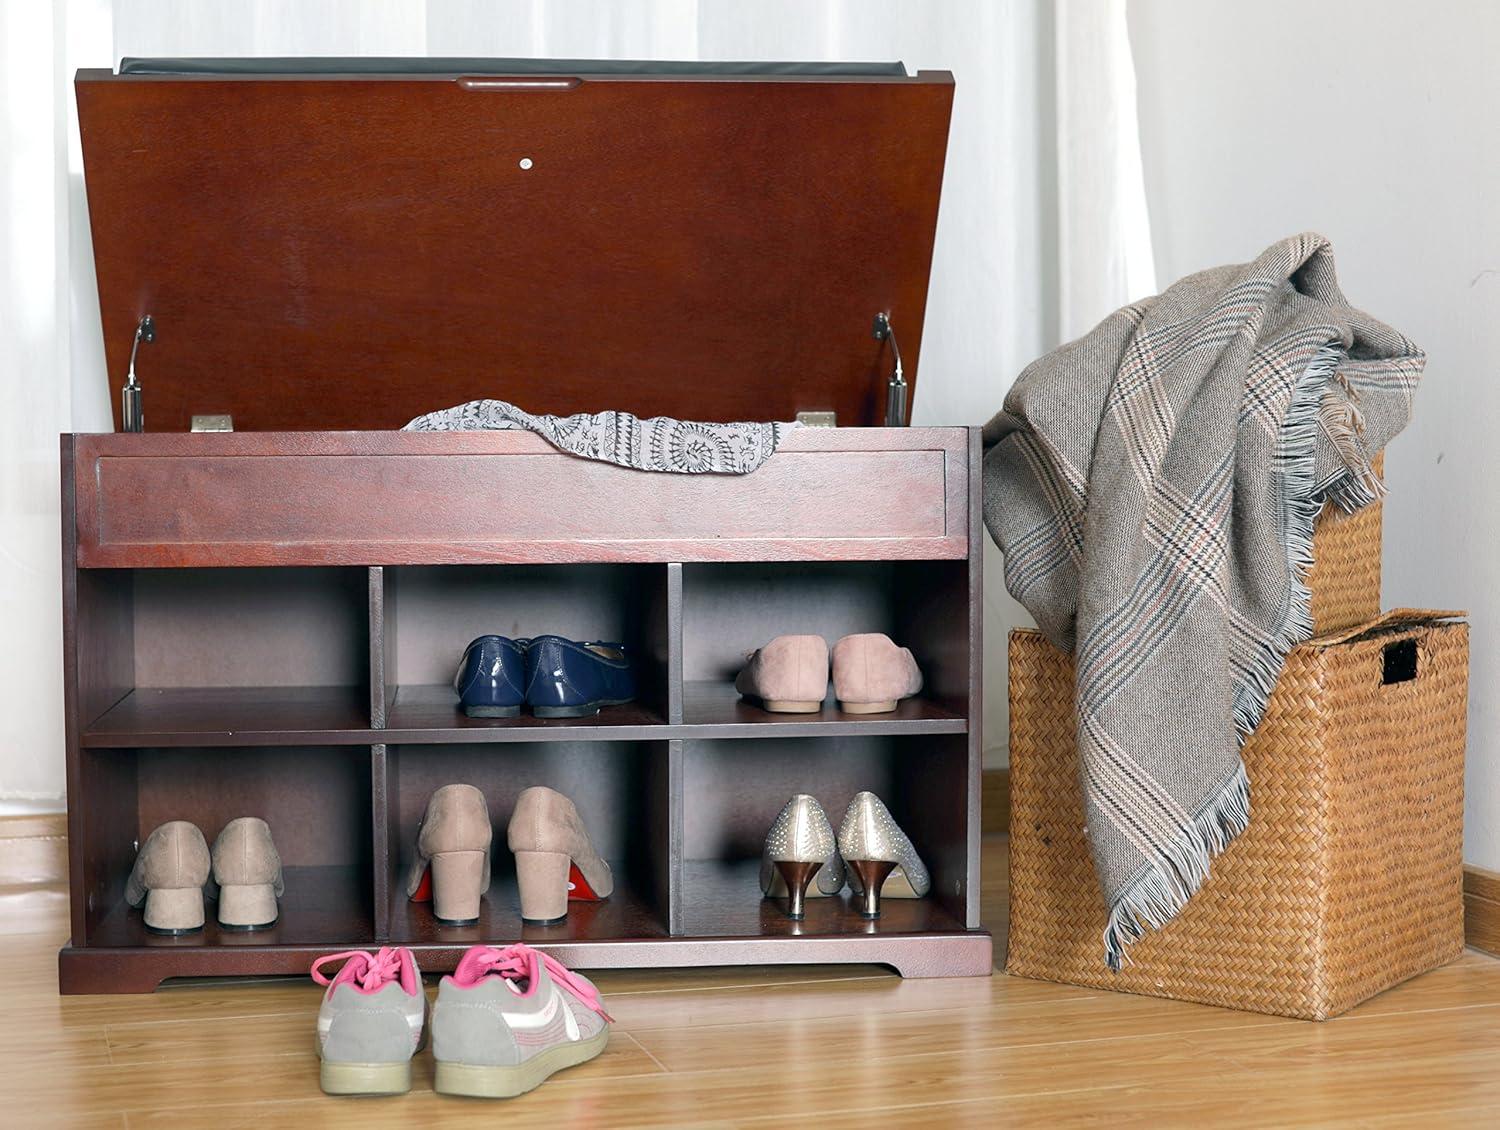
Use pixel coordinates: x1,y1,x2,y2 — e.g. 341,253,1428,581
84,864,372,949
678,859,967,938
389,871,668,945
82,685,970,748
381,684,668,743
82,686,374,747
680,681,967,737
80,683,968,747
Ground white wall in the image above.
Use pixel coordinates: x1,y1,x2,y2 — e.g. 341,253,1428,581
1128,0,1500,869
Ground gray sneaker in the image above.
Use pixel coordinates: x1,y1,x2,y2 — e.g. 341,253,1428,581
310,947,426,1095
432,943,613,1098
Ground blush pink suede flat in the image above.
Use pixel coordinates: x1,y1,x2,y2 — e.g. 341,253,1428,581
734,635,830,713
831,633,923,713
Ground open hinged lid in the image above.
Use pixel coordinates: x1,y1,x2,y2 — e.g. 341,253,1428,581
75,59,955,432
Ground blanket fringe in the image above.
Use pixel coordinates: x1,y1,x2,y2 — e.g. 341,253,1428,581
1319,381,1387,512
1103,762,1251,971
1229,344,1340,739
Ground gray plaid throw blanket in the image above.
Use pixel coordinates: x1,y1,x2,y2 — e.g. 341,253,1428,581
983,234,1424,967
405,399,793,474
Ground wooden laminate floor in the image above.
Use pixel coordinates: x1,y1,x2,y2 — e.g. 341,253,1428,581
7,837,1500,1128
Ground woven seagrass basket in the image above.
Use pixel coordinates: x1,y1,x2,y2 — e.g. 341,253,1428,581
1005,608,1467,1020
1305,453,1383,633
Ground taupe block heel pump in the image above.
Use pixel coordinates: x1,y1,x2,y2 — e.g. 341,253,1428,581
431,850,488,924
759,795,846,920
507,786,614,925
211,816,284,930
837,791,930,919
406,784,493,926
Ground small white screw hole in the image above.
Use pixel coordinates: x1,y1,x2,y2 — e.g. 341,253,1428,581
518,157,534,170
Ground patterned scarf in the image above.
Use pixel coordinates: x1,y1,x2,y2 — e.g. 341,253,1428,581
404,398,794,474
983,234,1424,967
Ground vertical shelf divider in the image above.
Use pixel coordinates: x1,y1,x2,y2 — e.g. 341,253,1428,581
368,569,393,940
664,565,684,933
666,563,684,725
368,566,388,729
371,743,391,940
667,738,684,934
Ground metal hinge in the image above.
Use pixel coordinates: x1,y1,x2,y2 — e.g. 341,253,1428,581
873,311,907,427
120,314,154,432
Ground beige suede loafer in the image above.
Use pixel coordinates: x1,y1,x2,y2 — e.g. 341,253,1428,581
125,820,211,934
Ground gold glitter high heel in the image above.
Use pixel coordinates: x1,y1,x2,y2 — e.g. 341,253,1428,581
838,791,930,919
759,795,845,920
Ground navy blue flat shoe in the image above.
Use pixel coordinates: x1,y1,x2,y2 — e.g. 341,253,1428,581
454,635,528,717
523,636,636,718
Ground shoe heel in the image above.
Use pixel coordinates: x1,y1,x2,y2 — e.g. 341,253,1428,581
143,887,205,934
762,699,824,714
773,859,823,920
515,850,571,924
431,850,486,925
837,699,898,714
217,882,279,930
848,859,897,919
320,1060,412,1096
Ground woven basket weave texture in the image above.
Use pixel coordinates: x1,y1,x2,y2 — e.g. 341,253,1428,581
1306,453,1384,634
1005,610,1466,1020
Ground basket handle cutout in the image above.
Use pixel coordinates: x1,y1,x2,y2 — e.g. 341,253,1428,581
1383,638,1419,685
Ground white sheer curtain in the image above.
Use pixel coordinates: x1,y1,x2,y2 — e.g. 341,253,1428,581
0,0,1152,800
0,0,111,805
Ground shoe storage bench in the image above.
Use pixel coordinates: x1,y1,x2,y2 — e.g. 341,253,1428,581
59,426,991,992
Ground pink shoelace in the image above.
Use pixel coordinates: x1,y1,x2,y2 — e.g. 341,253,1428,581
311,946,405,994
454,943,613,1022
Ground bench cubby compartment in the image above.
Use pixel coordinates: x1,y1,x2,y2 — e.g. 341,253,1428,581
377,563,671,734
383,740,672,947
678,734,974,938
680,560,971,728
74,744,375,951
78,566,371,746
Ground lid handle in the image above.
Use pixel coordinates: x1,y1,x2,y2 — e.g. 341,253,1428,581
456,76,582,92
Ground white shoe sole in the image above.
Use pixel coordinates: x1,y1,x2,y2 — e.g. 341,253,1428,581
433,1027,610,1098
319,1059,412,1095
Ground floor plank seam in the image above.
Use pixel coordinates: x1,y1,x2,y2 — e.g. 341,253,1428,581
617,1030,671,1076
101,1008,316,1032
1331,999,1500,1023
620,996,1289,1040
531,1030,1210,1090
603,972,896,998
733,1086,1144,1124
